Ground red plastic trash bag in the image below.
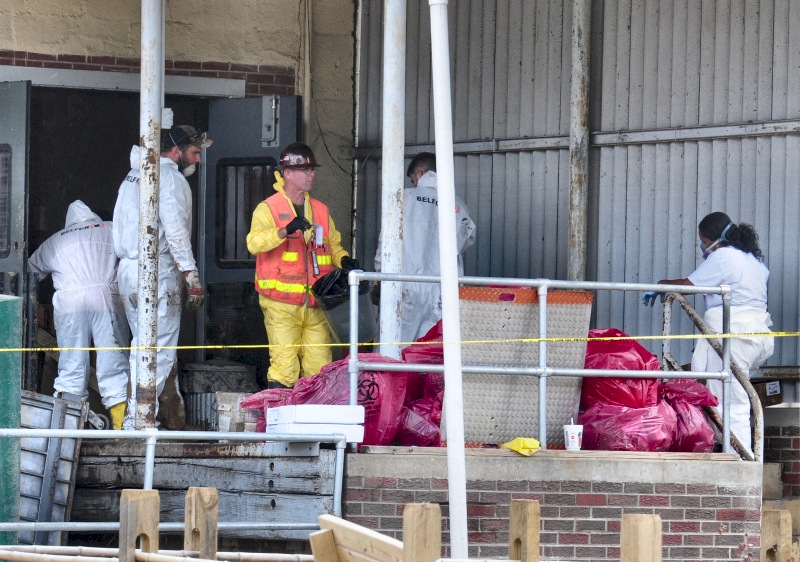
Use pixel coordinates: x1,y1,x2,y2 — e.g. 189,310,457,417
578,401,677,452
660,379,718,453
395,397,442,447
581,328,661,410
401,320,444,365
240,354,411,446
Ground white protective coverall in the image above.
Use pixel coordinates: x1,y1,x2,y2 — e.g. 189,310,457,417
374,171,476,344
688,246,774,455
28,200,129,409
113,146,195,411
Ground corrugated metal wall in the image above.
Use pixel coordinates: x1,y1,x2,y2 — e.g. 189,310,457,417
355,0,574,279
355,0,800,365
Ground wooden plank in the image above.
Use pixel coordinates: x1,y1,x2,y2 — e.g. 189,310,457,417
762,500,800,536
509,499,539,562
402,503,441,562
73,489,329,540
318,514,403,562
76,452,336,495
80,440,321,459
119,490,159,562
620,513,661,562
184,487,218,560
309,528,340,562
760,509,797,562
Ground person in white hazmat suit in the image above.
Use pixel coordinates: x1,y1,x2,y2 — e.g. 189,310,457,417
28,200,130,429
113,125,212,426
644,211,773,455
374,152,476,345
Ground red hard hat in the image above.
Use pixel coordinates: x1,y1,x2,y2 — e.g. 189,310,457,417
279,142,320,169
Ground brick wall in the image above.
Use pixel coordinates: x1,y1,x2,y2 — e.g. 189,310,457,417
0,49,295,96
344,450,763,562
764,420,800,498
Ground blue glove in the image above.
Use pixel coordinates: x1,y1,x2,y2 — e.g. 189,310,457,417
642,291,665,307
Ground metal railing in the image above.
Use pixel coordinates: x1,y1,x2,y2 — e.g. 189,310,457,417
662,292,763,461
345,271,734,453
0,428,347,535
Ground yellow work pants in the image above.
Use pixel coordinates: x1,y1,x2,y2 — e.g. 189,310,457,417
259,296,332,387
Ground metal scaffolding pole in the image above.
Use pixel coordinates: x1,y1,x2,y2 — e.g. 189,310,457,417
134,0,164,428
568,0,591,281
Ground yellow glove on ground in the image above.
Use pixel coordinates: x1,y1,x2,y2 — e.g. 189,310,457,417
499,437,541,456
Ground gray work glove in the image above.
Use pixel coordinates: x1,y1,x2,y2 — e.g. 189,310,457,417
183,270,205,310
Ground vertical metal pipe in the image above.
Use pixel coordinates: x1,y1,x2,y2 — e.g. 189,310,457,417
537,284,548,447
661,296,672,369
136,0,163,428
428,0,467,557
143,429,158,490
25,273,39,391
348,272,360,406
332,437,346,517
567,0,591,281
721,287,731,453
377,0,407,360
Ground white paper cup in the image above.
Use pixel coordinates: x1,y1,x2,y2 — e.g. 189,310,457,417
564,424,583,450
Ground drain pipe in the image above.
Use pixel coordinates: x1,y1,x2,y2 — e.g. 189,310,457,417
377,0,407,359
428,0,468,557
135,0,163,428
567,0,590,281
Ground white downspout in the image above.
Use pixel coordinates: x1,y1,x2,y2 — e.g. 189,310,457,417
428,0,468,557
135,0,163,428
377,0,406,359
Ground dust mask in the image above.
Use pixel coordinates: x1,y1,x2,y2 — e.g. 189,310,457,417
182,164,196,177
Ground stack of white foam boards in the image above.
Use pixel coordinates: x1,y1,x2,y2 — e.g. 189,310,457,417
265,405,365,443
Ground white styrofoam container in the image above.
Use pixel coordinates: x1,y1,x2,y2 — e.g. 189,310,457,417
266,404,365,426
265,422,365,443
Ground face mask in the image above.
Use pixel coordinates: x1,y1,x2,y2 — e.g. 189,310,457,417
701,239,722,260
181,163,196,178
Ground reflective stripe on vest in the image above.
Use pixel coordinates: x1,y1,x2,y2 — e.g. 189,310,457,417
282,251,298,262
256,278,308,294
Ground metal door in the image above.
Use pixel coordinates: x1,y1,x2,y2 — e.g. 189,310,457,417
197,96,301,369
0,81,34,387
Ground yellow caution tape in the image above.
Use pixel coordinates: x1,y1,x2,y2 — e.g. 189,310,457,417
0,330,794,353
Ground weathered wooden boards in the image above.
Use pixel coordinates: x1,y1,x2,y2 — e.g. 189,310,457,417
73,442,336,540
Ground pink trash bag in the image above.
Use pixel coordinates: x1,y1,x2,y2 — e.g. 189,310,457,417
660,379,718,453
241,354,412,446
581,328,661,410
579,401,677,452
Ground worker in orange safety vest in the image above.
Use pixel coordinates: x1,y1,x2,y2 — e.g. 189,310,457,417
246,142,357,387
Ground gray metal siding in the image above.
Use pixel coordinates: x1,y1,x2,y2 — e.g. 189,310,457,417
356,0,800,365
355,0,573,280
594,0,800,364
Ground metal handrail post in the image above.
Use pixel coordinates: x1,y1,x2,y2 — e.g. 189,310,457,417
348,271,361,407
332,436,347,516
537,283,548,447
721,286,732,454
143,428,159,489
661,294,672,370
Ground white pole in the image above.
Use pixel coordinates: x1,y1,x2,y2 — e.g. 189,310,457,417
428,0,468,557
378,0,407,359
136,0,163,428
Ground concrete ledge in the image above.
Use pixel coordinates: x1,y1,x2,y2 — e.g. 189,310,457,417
350,447,759,487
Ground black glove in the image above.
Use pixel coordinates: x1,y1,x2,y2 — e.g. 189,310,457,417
285,216,311,236
340,256,361,271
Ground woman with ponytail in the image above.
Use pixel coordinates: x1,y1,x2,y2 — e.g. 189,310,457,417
654,211,774,455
